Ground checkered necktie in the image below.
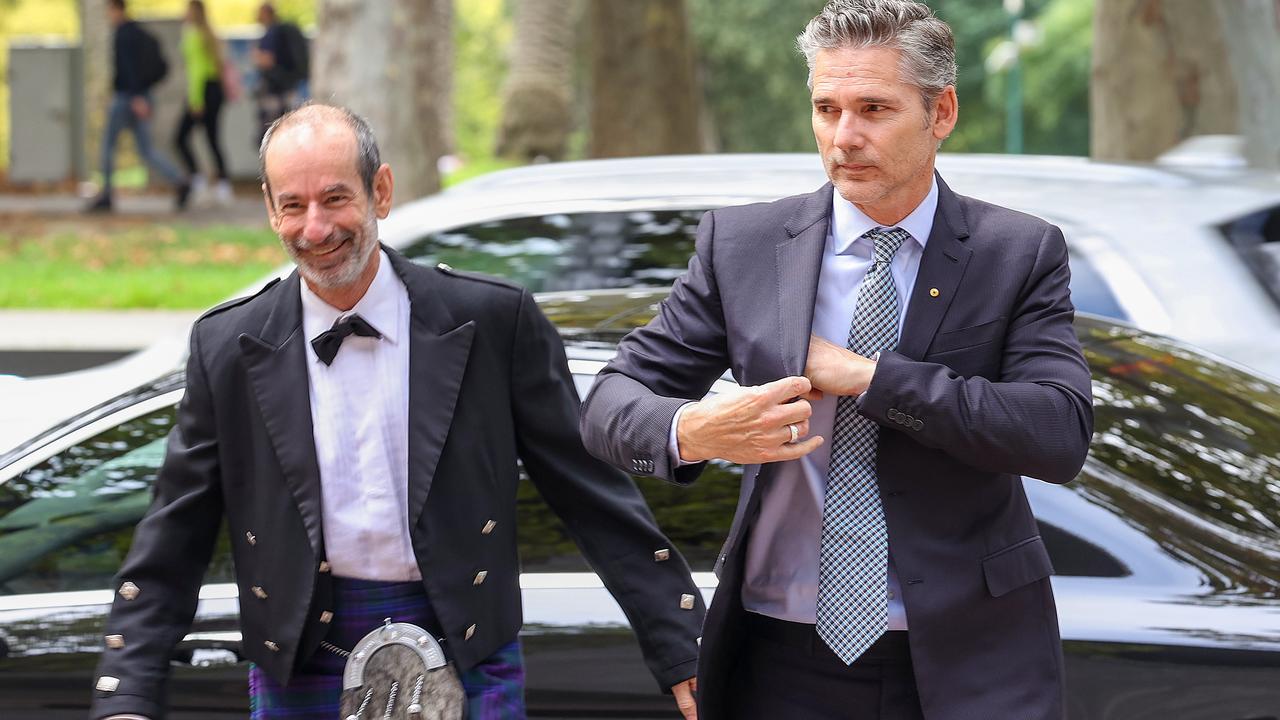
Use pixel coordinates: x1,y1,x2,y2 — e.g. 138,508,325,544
816,226,908,665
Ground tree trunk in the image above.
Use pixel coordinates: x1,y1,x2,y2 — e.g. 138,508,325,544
313,0,452,202
587,0,705,158
1215,0,1280,170
1090,0,1237,162
80,0,110,183
495,0,577,162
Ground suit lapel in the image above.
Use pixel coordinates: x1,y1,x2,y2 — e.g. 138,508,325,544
386,250,476,527
897,173,972,360
776,184,835,377
237,272,326,557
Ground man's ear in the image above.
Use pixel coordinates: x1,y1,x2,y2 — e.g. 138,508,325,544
931,86,958,140
373,164,394,219
262,182,281,233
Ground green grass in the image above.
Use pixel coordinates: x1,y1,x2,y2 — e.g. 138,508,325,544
0,224,286,309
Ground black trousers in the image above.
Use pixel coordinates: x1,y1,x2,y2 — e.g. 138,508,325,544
728,613,924,720
175,79,228,179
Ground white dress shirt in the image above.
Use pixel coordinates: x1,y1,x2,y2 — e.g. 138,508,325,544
300,250,420,581
670,179,938,627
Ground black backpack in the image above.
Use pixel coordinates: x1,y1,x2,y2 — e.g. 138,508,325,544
277,22,310,87
137,25,169,90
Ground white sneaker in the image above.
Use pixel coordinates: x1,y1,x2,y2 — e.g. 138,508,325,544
215,180,234,206
190,174,209,204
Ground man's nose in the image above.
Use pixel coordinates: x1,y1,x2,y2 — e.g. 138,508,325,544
833,113,866,151
301,203,331,244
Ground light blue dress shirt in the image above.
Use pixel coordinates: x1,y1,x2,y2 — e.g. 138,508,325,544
670,178,938,628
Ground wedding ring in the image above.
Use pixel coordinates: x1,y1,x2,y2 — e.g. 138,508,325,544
787,423,799,443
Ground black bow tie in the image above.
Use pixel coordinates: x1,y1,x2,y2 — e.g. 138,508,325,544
311,313,382,366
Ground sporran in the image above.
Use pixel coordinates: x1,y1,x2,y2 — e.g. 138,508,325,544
337,619,464,720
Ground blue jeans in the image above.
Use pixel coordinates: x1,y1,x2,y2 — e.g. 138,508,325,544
100,92,185,194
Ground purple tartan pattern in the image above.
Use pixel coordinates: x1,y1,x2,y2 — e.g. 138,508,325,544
249,576,526,719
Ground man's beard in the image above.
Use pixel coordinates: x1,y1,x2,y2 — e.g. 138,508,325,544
284,215,378,290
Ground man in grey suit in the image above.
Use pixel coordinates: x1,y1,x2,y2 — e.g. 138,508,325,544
579,1,1094,718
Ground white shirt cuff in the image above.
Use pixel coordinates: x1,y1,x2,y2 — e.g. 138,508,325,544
667,402,696,468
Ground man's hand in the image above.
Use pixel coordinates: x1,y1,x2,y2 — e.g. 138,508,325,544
130,96,151,120
672,676,698,719
804,334,876,397
676,376,823,464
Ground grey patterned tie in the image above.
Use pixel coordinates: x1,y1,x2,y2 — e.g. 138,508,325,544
816,226,908,665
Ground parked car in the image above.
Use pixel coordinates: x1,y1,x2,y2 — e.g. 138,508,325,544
1,287,1279,719
5,152,1279,452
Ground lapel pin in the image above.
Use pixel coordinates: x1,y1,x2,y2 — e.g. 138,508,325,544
929,288,940,298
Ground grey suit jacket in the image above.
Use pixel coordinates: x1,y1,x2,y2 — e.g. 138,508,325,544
580,176,1094,720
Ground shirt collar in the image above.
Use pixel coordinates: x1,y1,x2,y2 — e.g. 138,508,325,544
300,249,403,354
830,176,938,257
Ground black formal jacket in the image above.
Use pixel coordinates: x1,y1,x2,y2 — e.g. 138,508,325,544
90,248,704,719
580,177,1094,720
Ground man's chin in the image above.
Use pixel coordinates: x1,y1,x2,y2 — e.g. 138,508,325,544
831,178,882,206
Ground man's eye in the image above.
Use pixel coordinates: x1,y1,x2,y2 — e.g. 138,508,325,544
865,104,885,113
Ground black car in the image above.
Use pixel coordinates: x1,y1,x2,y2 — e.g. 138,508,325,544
1,286,1279,719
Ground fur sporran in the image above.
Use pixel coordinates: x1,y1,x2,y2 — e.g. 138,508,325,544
339,621,464,720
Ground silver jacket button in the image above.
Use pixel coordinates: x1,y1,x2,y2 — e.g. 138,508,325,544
95,676,120,692
118,582,140,601
473,570,488,586
464,624,477,641
252,586,268,599
481,520,497,535
264,640,280,652
680,594,696,610
654,548,671,562
105,634,125,649
320,611,334,624
245,531,256,546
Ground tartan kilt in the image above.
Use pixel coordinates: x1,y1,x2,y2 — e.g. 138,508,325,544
248,576,526,719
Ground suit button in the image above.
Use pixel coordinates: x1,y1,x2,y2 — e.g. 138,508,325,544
654,548,671,562
264,640,280,652
887,408,899,421
105,634,125,649
481,520,497,535
473,570,488,586
118,582,140,601
912,419,923,431
95,676,120,693
319,561,331,573
245,531,256,546
319,611,334,624
464,624,477,641
251,586,268,599
680,594,696,610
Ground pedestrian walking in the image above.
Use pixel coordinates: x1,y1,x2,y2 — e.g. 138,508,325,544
174,0,233,206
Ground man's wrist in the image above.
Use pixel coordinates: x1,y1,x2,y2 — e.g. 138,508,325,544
673,401,705,464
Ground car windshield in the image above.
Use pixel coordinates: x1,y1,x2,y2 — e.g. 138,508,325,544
400,208,1130,322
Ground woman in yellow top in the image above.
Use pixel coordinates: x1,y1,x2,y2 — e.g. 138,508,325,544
173,0,232,205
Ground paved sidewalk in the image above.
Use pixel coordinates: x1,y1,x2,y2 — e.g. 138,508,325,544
0,309,199,351
0,191,268,226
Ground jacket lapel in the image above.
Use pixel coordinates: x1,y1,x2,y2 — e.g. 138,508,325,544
897,173,972,360
776,183,834,377
386,249,476,527
237,272,326,558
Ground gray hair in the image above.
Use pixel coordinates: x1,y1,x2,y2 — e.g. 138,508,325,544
797,0,957,112
259,102,382,205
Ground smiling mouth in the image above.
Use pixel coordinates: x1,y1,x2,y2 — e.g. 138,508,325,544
311,238,350,258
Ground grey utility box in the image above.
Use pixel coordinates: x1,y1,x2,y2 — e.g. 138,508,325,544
7,42,86,183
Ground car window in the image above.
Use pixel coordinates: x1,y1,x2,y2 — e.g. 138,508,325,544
1065,247,1128,322
399,210,704,292
1221,202,1280,309
0,406,234,595
1083,327,1280,546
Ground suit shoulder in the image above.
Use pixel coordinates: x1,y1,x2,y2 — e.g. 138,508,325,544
432,263,525,296
195,277,283,325
710,190,816,226
955,192,1058,242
